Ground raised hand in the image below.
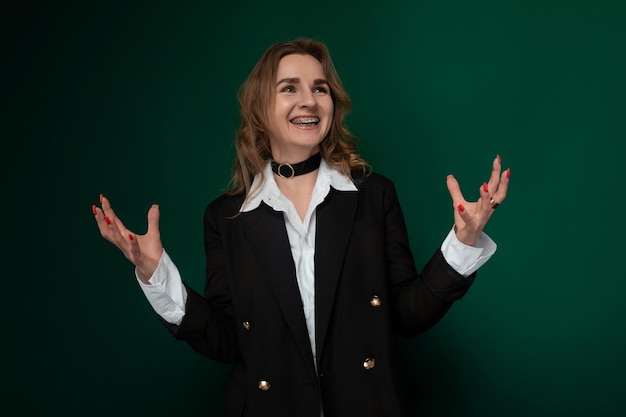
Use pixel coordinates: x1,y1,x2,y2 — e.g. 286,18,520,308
92,195,163,282
446,155,510,246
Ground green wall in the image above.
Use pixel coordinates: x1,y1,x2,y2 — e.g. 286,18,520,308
4,1,625,415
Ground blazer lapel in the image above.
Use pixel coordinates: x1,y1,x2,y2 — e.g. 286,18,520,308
314,188,358,361
241,203,316,370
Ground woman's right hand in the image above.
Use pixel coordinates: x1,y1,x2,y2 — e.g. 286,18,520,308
93,195,163,283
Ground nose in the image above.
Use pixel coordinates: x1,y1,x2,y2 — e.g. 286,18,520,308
298,89,316,108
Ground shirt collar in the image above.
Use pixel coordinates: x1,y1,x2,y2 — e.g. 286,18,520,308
240,158,357,213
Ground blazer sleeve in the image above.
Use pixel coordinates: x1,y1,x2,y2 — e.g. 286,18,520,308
159,195,238,363
379,177,477,337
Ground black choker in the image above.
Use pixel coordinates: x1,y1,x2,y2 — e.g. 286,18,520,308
271,152,321,178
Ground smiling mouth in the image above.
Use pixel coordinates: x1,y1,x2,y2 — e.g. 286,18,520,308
290,116,320,127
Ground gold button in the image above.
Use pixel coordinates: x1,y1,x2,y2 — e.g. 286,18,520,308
258,380,271,391
370,296,381,307
243,321,251,331
363,358,376,370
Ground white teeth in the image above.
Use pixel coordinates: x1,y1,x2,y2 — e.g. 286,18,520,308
291,116,320,126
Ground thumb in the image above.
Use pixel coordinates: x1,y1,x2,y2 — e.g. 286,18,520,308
446,174,465,205
146,204,160,236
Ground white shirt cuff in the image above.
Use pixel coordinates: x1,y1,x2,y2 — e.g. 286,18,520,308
136,249,187,325
440,227,497,277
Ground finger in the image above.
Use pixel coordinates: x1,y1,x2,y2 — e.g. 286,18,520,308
487,154,502,196
456,202,473,224
93,198,115,237
97,195,132,245
446,174,467,206
93,204,112,239
125,231,142,263
490,168,511,205
480,181,491,208
101,195,131,232
100,195,114,217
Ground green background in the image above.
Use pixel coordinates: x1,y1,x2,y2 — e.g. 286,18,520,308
4,1,625,416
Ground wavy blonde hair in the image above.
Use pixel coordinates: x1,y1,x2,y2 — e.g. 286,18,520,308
227,38,369,196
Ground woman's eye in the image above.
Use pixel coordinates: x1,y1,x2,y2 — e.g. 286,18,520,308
314,87,328,94
281,86,296,93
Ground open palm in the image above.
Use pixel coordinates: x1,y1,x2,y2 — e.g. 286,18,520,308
446,155,510,246
93,195,164,281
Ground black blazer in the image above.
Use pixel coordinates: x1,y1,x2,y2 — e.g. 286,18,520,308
164,172,476,417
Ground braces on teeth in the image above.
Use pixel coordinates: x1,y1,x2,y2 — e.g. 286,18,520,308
292,117,319,125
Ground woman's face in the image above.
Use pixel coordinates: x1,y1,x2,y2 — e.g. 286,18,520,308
268,53,334,162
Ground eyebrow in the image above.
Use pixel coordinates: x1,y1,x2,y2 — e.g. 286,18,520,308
276,77,329,86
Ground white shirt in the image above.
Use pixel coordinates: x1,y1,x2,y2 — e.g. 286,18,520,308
137,160,497,359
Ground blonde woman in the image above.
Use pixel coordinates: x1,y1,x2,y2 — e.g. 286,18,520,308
94,38,510,417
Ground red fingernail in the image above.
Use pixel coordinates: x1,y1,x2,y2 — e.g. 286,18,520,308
100,194,103,204
496,154,501,165
105,216,112,225
507,168,511,178
92,205,97,215
482,182,489,193
129,234,134,241
458,204,465,212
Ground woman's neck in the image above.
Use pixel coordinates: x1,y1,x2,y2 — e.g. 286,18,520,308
274,169,318,222
271,145,320,165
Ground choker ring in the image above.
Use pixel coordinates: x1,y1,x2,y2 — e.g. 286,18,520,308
271,152,321,178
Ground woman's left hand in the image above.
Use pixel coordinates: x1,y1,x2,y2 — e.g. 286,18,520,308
446,155,510,246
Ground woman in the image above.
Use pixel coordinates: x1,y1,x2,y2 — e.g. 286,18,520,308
94,38,510,417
